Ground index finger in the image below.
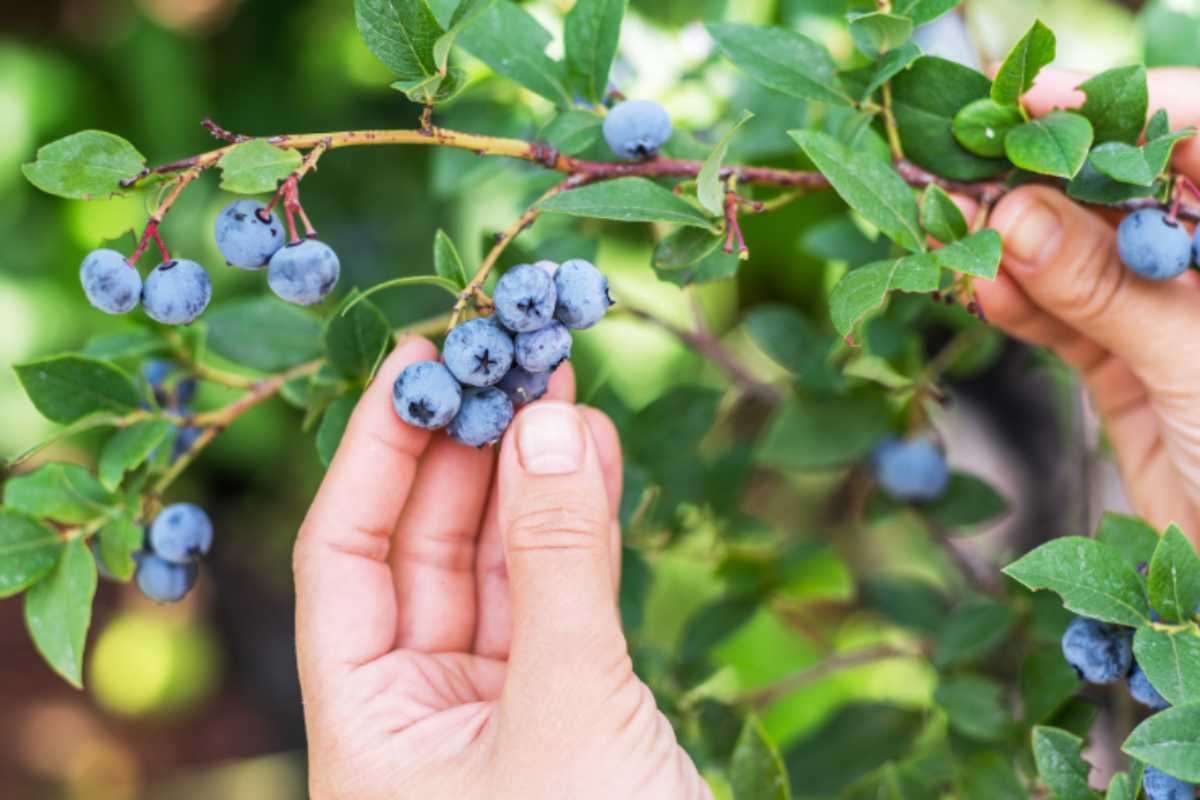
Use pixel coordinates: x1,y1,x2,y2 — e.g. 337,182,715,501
294,336,437,689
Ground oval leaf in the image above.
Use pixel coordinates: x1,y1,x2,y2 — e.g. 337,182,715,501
22,130,145,200
1122,703,1200,782
217,140,302,194
0,511,62,598
15,355,141,425
705,22,852,107
24,539,97,688
537,177,714,228
1003,536,1150,626
1005,111,1094,179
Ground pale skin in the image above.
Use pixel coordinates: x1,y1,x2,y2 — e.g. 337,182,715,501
293,69,1200,800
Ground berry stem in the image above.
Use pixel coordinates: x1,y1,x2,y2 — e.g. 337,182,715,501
722,187,749,258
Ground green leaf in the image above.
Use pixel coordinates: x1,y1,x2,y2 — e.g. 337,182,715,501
82,330,170,361
24,539,97,688
1146,109,1170,141
316,392,360,467
653,227,725,270
1148,525,1200,623
1133,625,1200,707
730,716,792,800
784,704,926,797
206,297,324,372
848,12,913,57
858,42,923,103
1078,65,1148,145
0,511,62,598
757,390,891,470
216,140,301,194
96,513,143,582
22,130,145,200
349,275,463,315
1097,512,1161,569
828,254,941,337
991,20,1056,107
1006,111,1094,179
1089,129,1193,187
953,98,1025,158
391,64,468,105
456,0,572,105
896,0,960,25
934,596,1015,668
925,472,1009,529
564,0,626,105
1066,159,1162,204
1003,536,1150,627
97,419,174,491
15,355,141,424
743,306,841,393
921,184,968,244
698,110,754,217
705,22,853,107
325,291,392,382
934,674,1010,741
537,177,714,228
935,229,1002,279
1122,703,1200,782
539,110,605,156
4,463,114,525
892,57,1009,181
1033,726,1100,800
1020,646,1082,724
433,229,469,288
678,593,758,664
957,751,1029,800
1104,773,1134,800
432,0,495,73
354,0,442,82
790,130,924,252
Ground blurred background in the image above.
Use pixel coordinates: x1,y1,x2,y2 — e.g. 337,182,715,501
0,0,1196,798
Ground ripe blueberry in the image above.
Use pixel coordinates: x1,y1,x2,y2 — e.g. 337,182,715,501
148,502,213,564
554,259,613,330
515,321,572,373
214,199,285,270
447,387,514,448
870,436,949,502
603,99,672,160
142,259,213,325
443,317,514,387
135,551,199,603
497,366,550,407
392,361,463,429
172,427,202,462
1144,767,1194,800
1061,616,1132,684
1116,209,1192,281
81,248,141,314
494,263,558,333
1128,663,1170,710
267,239,341,306
534,260,559,277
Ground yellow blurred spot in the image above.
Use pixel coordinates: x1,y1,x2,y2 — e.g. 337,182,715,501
66,193,146,251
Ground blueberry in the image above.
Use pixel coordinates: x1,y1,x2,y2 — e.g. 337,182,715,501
142,359,173,392
447,387,514,448
534,260,559,277
443,317,514,387
870,436,949,502
135,552,198,603
171,426,203,462
392,361,463,429
494,263,558,333
554,259,613,330
1061,616,1133,684
603,99,672,160
267,239,340,306
142,259,213,325
497,366,551,407
1116,209,1192,281
81,248,141,314
515,321,572,373
1144,767,1195,800
148,502,213,564
1194,227,1200,268
214,199,285,270
1128,663,1170,710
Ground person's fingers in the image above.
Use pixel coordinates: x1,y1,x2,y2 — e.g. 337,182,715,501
495,402,625,705
390,435,494,653
294,337,436,689
988,185,1200,388
579,406,624,592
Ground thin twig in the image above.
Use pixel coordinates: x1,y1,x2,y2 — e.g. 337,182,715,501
740,644,910,708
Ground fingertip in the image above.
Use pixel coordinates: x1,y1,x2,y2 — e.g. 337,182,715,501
375,336,439,385
1021,67,1088,117
544,360,576,403
579,406,623,513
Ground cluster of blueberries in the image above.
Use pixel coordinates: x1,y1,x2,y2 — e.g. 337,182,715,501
870,435,950,502
1062,616,1196,799
1116,208,1200,281
79,198,340,324
392,259,612,446
134,503,213,603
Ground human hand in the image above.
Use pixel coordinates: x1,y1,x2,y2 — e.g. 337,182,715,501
974,68,1200,544
292,337,709,800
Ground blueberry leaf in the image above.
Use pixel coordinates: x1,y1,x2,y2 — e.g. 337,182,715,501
538,110,604,157
921,184,968,244
216,140,302,195
21,130,145,200
1003,536,1150,626
857,41,923,103
652,227,724,270
1020,647,1082,724
698,110,753,217
1032,726,1100,800
15,355,141,425
934,596,1015,668
537,177,714,228
1132,625,1200,707
325,290,393,382
1067,160,1162,204
205,297,324,372
705,23,853,107
1078,65,1148,145
24,539,97,688
1122,703,1200,782
1005,111,1094,179
432,0,495,73
563,0,626,106
1096,512,1160,569
848,11,913,57
828,254,941,337
934,674,1010,741
354,0,443,82
433,229,469,288
455,0,572,106
895,0,960,25
729,716,791,800
0,511,62,599
96,513,143,582
97,420,175,491
923,471,1009,529
1147,525,1200,623
991,20,1056,108
757,390,892,470
1088,128,1194,187
4,462,114,525
934,229,1002,278
316,392,361,467
952,98,1024,158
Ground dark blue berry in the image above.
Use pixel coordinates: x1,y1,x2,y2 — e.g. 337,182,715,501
214,199,285,270
1117,209,1192,281
554,259,612,330
148,502,213,564
1144,767,1194,800
135,552,198,603
1128,663,1170,710
392,361,463,429
1061,616,1132,684
497,366,551,407
870,436,949,501
81,248,141,314
515,322,572,373
448,387,514,447
267,239,341,306
142,259,213,325
603,99,672,160
443,317,514,387
494,263,558,333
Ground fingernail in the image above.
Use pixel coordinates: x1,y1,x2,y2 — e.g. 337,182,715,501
1007,201,1063,268
517,403,584,475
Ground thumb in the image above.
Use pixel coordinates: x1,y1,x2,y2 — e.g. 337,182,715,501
497,402,624,692
988,185,1200,384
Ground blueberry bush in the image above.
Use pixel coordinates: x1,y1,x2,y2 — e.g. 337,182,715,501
5,0,1200,795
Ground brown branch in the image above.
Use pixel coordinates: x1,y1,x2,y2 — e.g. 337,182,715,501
740,644,911,708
